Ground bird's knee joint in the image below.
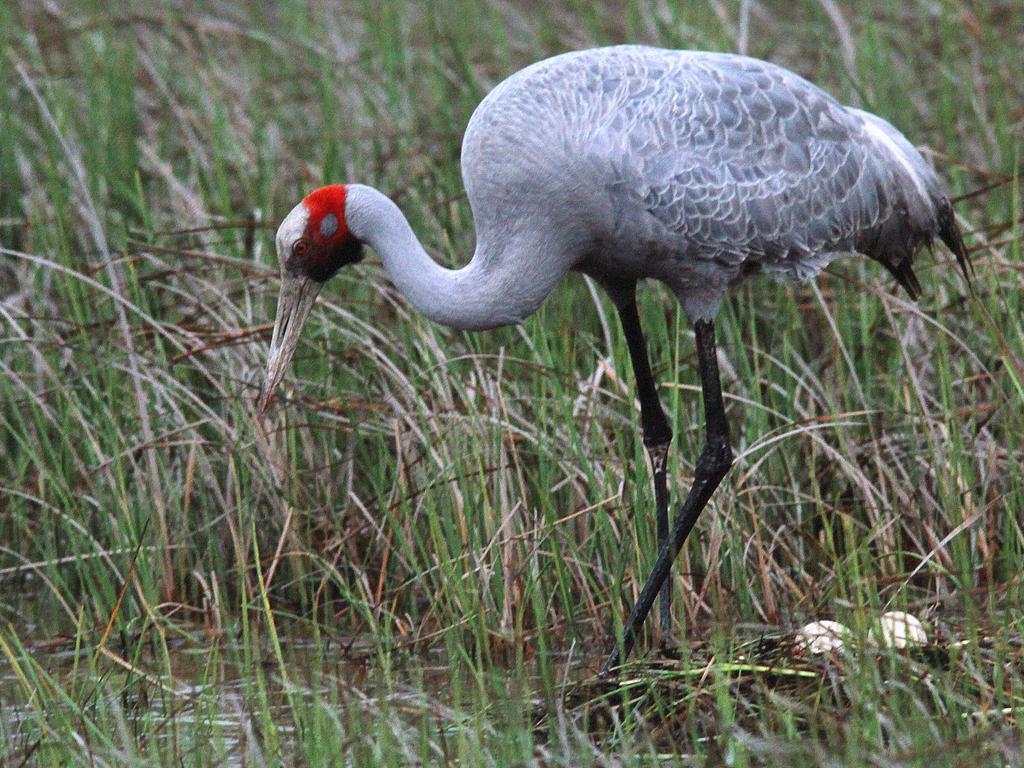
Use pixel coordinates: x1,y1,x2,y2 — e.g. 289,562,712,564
642,422,673,474
642,424,673,451
699,440,733,475
641,409,673,450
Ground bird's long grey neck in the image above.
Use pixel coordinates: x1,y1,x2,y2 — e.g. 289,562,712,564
345,184,555,331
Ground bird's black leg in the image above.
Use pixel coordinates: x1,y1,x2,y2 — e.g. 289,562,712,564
602,318,733,676
611,285,674,640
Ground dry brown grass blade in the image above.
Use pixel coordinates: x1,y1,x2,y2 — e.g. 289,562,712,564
95,520,149,657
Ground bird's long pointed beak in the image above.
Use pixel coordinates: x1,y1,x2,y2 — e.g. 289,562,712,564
258,274,322,413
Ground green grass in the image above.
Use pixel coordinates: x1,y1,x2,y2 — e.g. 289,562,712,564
1,0,1022,764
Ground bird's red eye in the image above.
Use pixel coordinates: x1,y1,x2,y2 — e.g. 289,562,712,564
293,239,311,257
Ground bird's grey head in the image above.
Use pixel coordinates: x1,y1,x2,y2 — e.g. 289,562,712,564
259,184,364,413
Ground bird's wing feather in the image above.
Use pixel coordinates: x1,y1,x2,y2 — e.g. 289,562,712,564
461,47,960,290
583,50,937,276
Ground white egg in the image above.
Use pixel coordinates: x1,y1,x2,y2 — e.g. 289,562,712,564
868,611,928,649
796,620,850,654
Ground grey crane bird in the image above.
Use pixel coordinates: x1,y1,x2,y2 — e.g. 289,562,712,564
258,46,971,676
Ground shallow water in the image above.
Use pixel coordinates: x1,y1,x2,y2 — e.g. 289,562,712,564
0,621,564,763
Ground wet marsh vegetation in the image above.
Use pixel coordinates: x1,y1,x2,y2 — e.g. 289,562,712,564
1,0,1023,764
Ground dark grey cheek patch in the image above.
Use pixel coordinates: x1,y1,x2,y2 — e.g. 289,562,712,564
320,213,339,238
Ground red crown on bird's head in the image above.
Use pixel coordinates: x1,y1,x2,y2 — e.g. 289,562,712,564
284,184,362,282
302,184,350,247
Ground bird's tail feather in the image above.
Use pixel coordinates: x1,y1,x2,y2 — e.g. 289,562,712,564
935,196,974,287
862,193,972,300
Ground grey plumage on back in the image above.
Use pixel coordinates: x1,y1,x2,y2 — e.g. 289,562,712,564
460,46,968,320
